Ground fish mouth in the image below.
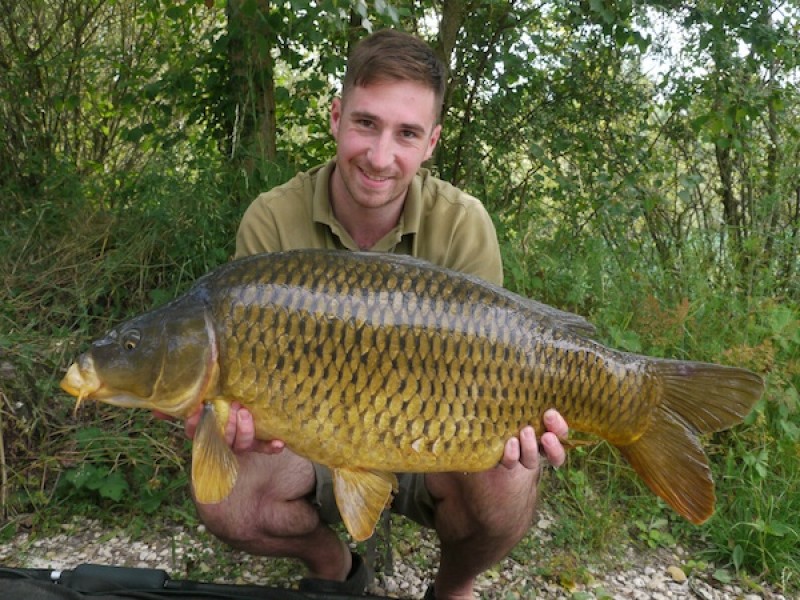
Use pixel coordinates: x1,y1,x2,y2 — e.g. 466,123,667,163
61,356,154,413
61,358,102,412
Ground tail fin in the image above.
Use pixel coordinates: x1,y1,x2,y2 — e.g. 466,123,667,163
618,361,763,524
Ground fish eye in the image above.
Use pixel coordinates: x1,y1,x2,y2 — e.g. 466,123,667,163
121,329,141,351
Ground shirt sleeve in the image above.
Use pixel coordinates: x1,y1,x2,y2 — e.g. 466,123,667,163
414,176,504,286
443,203,504,286
235,194,284,258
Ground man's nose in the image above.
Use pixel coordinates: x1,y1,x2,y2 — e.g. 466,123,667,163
366,132,393,170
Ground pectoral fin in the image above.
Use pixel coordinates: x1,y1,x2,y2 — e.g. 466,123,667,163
333,468,398,542
192,402,238,504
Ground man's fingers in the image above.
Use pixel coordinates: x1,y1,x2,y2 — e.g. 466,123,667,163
233,406,256,452
539,431,566,468
183,402,285,455
518,426,540,470
542,409,568,440
183,405,204,440
261,439,287,454
500,427,542,470
501,436,521,469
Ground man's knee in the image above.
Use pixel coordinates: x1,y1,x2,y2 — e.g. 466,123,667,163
472,497,536,542
195,494,324,558
195,499,252,544
429,470,538,543
196,450,318,542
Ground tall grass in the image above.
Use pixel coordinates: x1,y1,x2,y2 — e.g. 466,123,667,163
0,156,247,531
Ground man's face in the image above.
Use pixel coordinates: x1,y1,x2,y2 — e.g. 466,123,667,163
329,80,441,213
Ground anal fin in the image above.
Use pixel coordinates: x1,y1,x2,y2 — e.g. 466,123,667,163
333,468,398,542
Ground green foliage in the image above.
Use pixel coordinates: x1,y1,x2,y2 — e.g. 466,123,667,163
695,302,800,589
57,422,188,514
0,147,250,527
634,517,677,550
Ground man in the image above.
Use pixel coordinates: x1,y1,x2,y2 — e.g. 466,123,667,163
187,29,569,600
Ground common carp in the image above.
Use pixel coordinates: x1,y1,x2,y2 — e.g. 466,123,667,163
61,249,763,541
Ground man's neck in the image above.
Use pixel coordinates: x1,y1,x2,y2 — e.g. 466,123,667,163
335,203,404,250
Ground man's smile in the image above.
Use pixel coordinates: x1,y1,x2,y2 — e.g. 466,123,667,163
359,167,392,184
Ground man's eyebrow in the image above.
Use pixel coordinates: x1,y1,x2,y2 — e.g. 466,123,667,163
350,110,427,135
398,122,428,135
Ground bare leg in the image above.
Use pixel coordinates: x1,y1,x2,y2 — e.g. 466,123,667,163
425,465,539,599
194,449,352,581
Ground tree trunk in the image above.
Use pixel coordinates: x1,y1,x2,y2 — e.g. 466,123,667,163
430,0,468,174
226,0,277,176
435,0,467,88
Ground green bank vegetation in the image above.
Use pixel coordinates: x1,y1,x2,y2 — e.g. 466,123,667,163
1,0,798,593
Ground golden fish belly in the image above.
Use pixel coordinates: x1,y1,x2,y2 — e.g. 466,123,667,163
210,252,656,473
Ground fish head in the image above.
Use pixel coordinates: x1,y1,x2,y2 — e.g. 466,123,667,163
61,296,218,419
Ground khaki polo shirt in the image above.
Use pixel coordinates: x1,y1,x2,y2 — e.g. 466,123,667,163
235,160,503,285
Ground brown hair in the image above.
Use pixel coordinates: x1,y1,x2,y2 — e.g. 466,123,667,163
342,29,446,119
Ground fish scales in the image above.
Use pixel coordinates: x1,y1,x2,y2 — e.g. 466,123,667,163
60,249,764,539
210,252,652,472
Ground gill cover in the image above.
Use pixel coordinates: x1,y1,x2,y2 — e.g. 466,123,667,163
82,291,219,417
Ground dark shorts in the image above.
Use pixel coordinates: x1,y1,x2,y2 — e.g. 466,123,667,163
311,463,436,529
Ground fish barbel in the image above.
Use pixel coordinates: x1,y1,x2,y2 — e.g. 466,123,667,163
60,249,763,540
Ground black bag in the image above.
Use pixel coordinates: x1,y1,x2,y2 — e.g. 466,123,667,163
0,564,382,600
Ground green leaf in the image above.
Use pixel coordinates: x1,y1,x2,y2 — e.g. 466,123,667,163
123,126,145,143
690,114,713,132
713,569,732,584
65,464,99,490
75,427,105,448
780,419,799,441
165,5,184,20
64,94,81,110
140,490,166,514
732,544,744,571
98,472,129,502
608,325,641,353
764,521,792,537
149,288,173,307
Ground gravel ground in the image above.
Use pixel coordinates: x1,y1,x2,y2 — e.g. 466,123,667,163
0,515,790,599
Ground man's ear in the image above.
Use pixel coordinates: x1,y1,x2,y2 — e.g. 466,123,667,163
424,123,442,161
330,97,342,139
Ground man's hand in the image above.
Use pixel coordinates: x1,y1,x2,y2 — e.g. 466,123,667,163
155,404,285,455
500,409,568,470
